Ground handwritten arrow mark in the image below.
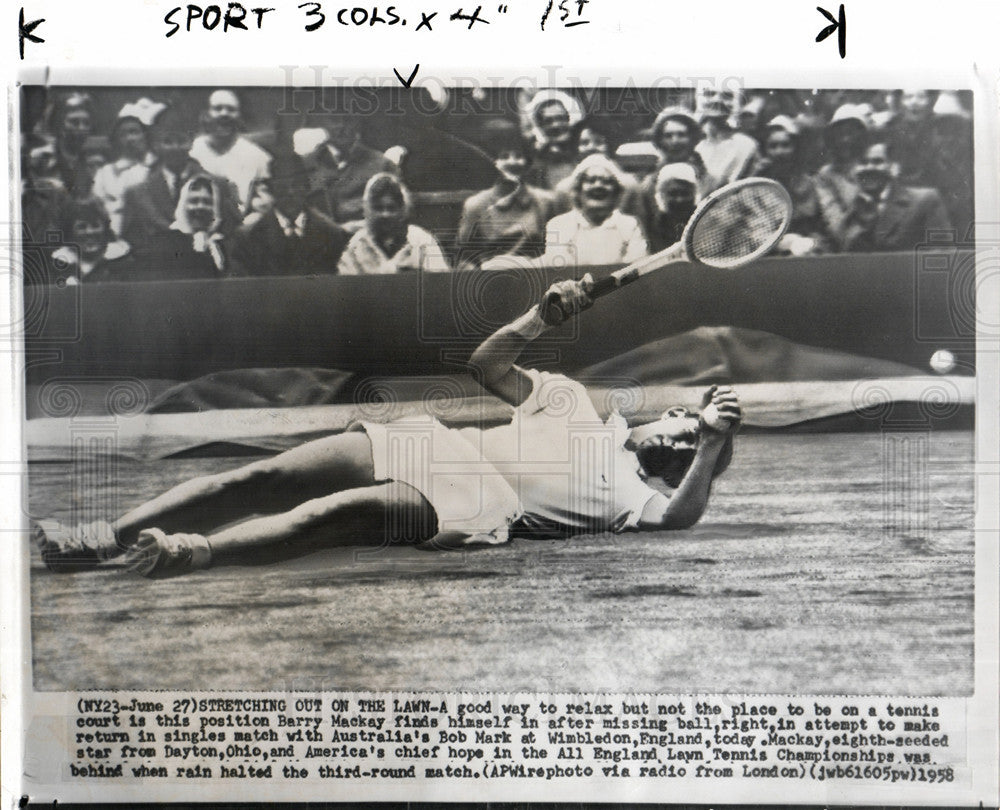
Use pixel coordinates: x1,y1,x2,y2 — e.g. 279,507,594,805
19,7,45,59
393,64,420,88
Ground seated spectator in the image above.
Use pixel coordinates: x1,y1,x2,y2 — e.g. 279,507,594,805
754,116,830,255
76,136,111,198
624,106,707,224
523,90,585,190
91,99,161,238
189,89,271,212
302,115,398,231
121,174,233,280
925,92,974,239
338,173,449,274
21,135,72,269
814,103,869,247
231,152,349,277
46,92,94,198
734,95,767,145
454,120,557,269
648,107,707,184
575,120,615,160
883,89,938,187
122,104,241,250
542,154,648,268
48,196,134,284
694,97,760,195
242,177,276,228
641,163,698,253
553,118,635,211
841,142,951,253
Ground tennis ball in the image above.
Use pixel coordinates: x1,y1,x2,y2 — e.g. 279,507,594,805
929,349,956,375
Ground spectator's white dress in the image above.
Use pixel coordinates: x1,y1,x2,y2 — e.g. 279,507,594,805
543,209,648,267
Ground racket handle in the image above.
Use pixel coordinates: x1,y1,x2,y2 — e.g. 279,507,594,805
540,293,567,326
588,274,621,299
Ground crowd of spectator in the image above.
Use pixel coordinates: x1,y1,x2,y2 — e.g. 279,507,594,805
21,86,974,284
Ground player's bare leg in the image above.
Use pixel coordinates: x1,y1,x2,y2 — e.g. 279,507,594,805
35,431,379,570
126,481,437,577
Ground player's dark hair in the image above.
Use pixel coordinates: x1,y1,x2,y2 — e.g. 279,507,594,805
636,430,733,489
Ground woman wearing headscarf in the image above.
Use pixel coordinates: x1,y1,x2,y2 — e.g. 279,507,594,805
337,173,450,274
523,90,585,190
542,154,648,268
91,98,162,238
138,173,229,279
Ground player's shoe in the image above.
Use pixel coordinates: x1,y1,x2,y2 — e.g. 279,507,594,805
125,528,212,578
34,520,120,572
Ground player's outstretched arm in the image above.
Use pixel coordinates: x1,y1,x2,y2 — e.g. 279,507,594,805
469,275,593,406
640,386,741,530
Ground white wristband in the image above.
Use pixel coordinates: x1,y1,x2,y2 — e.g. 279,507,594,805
509,305,548,340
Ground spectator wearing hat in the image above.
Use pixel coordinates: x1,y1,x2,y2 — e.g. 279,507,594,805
924,92,974,238
542,154,647,268
623,106,708,228
91,99,162,238
301,115,398,232
841,141,951,253
523,90,585,190
122,104,242,252
189,89,272,212
814,103,869,247
754,116,831,255
230,151,349,277
338,173,449,274
648,107,707,185
47,196,135,284
694,97,760,195
641,163,699,253
454,120,557,269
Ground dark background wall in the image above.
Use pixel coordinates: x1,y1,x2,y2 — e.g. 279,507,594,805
23,250,977,384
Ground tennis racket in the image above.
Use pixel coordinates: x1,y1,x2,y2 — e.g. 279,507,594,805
542,177,793,325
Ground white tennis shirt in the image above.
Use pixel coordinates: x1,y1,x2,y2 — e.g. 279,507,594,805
364,370,660,542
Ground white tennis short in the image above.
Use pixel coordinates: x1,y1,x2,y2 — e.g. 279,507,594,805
361,415,520,543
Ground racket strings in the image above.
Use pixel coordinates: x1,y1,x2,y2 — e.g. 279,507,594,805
688,183,791,268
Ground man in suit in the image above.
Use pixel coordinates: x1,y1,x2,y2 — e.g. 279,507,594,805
302,115,398,232
842,141,952,252
229,151,349,277
121,104,241,251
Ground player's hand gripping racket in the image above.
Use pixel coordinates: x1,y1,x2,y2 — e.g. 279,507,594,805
541,177,793,325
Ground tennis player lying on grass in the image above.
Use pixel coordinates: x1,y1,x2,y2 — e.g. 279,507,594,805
34,277,741,577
